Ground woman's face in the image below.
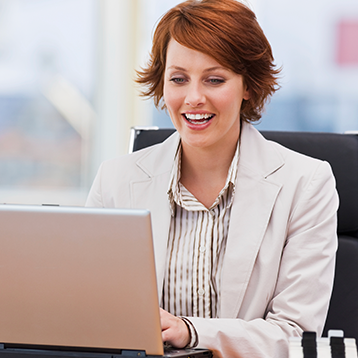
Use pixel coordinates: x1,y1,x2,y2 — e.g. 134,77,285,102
163,39,250,152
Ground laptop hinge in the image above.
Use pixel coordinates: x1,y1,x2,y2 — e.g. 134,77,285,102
117,350,147,357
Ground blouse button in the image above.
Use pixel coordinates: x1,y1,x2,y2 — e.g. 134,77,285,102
198,289,205,296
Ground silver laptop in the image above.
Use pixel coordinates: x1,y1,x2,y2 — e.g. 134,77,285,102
0,204,212,358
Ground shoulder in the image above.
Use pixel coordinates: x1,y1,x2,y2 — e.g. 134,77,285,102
240,123,332,179
96,131,180,182
256,130,338,221
240,123,337,207
264,133,335,184
267,135,330,172
86,132,180,207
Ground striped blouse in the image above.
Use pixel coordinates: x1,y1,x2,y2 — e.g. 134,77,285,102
162,141,239,319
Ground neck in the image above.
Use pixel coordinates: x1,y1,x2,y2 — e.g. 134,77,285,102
181,125,240,174
179,137,239,208
182,143,236,177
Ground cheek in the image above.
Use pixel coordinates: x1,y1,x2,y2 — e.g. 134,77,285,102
163,86,183,113
214,89,244,113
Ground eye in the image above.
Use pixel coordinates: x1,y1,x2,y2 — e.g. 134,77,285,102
207,78,225,85
169,77,186,84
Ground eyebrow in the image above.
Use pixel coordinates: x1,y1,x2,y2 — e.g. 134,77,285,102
166,65,228,73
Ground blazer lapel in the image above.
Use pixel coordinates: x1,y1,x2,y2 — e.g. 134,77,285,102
220,123,284,318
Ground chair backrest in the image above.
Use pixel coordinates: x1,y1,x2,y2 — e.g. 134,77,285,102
129,127,177,153
129,126,358,340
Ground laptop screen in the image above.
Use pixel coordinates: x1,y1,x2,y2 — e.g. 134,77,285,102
0,205,164,356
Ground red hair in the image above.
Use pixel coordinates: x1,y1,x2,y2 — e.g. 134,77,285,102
136,0,281,123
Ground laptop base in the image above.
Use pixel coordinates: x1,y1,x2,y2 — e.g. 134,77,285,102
0,344,148,358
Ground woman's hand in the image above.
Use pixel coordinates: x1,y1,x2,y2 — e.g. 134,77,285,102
160,308,190,348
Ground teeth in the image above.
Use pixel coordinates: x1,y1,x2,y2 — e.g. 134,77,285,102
185,113,213,120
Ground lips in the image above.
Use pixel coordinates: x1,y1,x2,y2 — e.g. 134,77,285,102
183,113,215,124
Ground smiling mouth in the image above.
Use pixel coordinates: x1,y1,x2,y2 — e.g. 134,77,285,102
183,113,215,124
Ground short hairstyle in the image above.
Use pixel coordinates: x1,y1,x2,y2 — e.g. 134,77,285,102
136,0,281,123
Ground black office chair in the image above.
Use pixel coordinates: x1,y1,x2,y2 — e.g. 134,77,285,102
129,126,358,341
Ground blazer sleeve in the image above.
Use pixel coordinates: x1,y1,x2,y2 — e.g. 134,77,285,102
187,160,339,358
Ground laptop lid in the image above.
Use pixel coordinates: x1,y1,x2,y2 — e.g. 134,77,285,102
0,204,164,356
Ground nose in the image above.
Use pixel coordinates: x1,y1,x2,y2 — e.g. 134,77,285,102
185,82,206,107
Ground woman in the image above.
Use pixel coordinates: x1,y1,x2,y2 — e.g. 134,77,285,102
86,0,339,357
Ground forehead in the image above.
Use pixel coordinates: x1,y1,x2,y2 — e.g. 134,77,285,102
165,39,222,70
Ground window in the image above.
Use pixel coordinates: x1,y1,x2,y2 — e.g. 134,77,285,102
0,0,96,205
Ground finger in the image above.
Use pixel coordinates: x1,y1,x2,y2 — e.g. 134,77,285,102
161,327,171,343
159,308,172,330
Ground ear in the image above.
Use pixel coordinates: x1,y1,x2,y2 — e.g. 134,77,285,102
243,85,250,101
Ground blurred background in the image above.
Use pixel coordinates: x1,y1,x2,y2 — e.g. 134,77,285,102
0,0,357,206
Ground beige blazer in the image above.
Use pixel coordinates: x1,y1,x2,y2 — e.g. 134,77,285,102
86,122,339,358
